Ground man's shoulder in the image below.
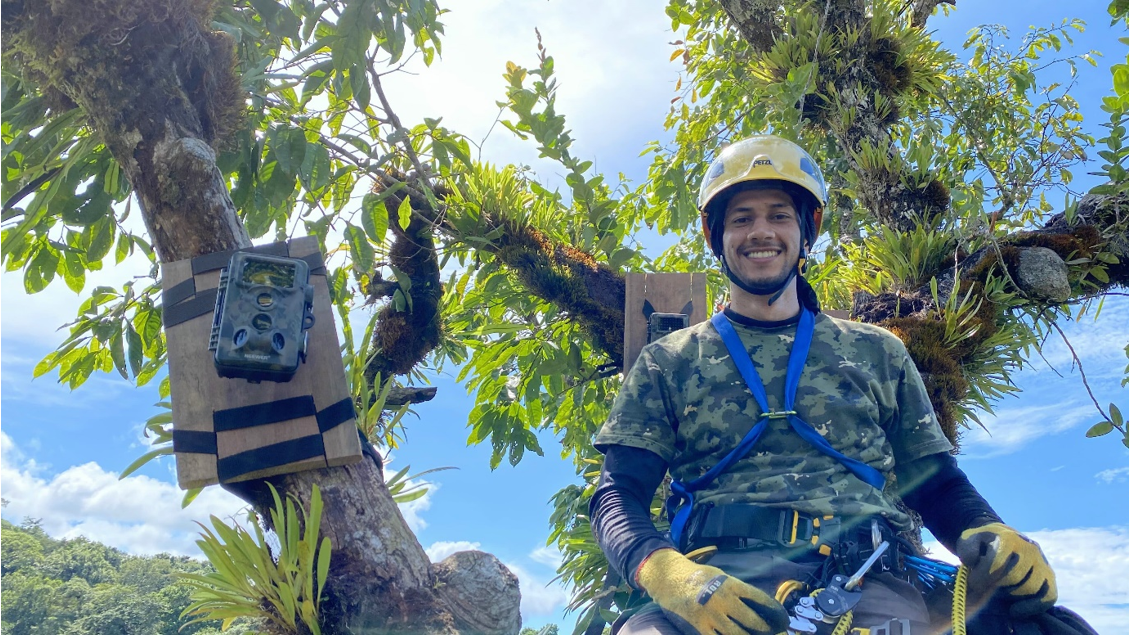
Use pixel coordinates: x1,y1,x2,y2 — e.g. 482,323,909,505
643,319,719,358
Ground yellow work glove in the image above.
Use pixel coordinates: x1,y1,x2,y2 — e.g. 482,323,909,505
955,522,1057,618
636,548,789,635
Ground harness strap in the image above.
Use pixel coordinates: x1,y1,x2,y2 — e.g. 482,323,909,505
667,310,884,547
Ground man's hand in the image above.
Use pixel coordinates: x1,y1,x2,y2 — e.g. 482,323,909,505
636,548,789,635
955,522,1057,618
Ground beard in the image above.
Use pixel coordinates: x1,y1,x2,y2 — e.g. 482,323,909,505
721,250,797,296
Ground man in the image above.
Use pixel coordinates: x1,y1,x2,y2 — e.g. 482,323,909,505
590,136,1057,635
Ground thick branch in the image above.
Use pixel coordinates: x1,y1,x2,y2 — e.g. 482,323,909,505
387,386,439,406
3,2,520,632
716,0,784,53
489,224,627,367
2,0,249,262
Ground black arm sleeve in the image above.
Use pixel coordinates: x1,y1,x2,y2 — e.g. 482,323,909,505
896,451,1002,551
588,444,674,588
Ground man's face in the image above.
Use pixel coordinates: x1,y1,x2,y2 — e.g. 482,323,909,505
721,188,803,293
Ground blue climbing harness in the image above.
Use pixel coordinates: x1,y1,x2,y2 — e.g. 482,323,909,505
666,309,886,548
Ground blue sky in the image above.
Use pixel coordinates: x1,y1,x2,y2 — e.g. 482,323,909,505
1,0,1127,631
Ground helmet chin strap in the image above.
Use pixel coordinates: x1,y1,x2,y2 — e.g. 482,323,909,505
720,250,807,307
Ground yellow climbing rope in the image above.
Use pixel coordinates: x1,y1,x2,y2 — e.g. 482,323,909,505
951,565,969,635
830,610,854,635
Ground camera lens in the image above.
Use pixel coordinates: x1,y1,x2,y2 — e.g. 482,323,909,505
256,292,274,308
252,313,272,331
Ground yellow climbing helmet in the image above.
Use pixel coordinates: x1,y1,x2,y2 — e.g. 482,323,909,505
698,135,827,255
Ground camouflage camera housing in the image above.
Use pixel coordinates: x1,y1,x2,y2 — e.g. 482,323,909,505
647,312,690,343
209,252,315,383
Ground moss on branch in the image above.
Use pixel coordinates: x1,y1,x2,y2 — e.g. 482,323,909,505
493,223,626,368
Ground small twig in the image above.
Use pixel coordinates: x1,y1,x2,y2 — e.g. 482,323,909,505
366,57,430,189
475,108,507,162
1048,318,1122,432
797,0,834,119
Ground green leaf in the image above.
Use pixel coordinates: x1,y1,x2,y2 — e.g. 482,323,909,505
125,322,144,377
110,330,128,379
62,251,85,293
24,245,58,293
361,195,389,244
272,126,308,175
33,354,59,378
299,143,332,192
345,224,374,272
182,487,203,508
134,307,163,347
1086,421,1114,437
85,216,115,262
316,536,332,603
349,64,371,111
115,232,132,264
120,446,173,478
1109,403,1124,427
397,195,412,231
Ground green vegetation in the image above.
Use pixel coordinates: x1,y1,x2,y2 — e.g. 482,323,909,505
1,0,1125,631
179,484,331,635
0,519,253,635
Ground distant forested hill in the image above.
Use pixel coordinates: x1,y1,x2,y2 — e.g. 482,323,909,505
1,519,253,634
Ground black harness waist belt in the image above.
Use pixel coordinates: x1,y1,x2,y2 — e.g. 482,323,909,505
690,504,879,551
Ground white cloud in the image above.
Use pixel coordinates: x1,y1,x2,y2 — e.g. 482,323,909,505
960,403,1096,458
529,544,564,569
924,526,1129,634
510,545,569,618
0,431,246,556
1032,303,1130,379
426,540,482,562
503,560,570,619
1095,466,1129,484
379,0,678,186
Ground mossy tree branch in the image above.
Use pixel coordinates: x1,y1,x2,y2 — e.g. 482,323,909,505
1,2,524,632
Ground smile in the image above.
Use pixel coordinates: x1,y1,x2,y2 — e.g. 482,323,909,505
741,249,781,259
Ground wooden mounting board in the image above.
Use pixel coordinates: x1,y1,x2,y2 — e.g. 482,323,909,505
162,237,361,490
623,272,708,372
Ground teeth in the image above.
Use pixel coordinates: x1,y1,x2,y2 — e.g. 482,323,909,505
744,250,779,258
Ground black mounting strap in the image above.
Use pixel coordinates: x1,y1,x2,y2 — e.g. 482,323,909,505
213,396,318,432
217,434,327,482
163,277,197,308
315,397,356,433
162,287,218,329
172,396,356,482
191,242,290,275
190,242,326,276
172,429,219,454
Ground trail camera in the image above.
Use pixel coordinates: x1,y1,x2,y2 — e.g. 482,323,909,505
209,252,316,383
623,273,708,372
643,299,692,343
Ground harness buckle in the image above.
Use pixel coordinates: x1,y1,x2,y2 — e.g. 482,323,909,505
869,618,912,635
765,410,797,420
778,510,817,546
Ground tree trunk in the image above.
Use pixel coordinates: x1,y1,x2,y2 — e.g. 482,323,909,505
0,1,520,632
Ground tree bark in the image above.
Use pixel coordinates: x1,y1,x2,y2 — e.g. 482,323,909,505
1,1,520,632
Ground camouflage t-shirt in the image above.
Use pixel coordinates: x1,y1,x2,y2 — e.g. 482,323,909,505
594,311,953,531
